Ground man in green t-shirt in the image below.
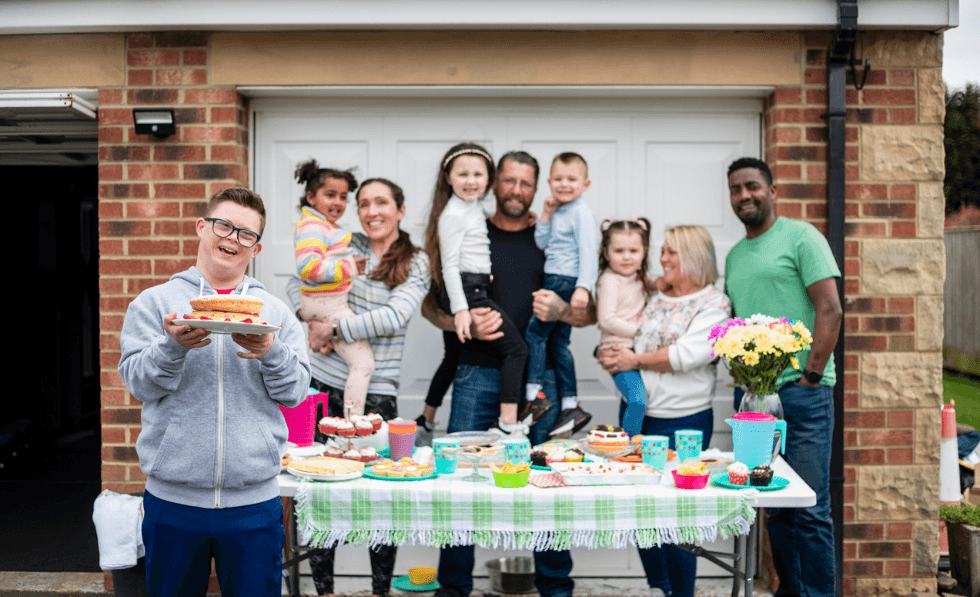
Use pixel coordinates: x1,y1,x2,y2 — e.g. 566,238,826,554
724,157,842,597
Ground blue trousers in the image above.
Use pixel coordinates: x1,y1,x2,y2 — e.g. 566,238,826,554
618,406,714,597
440,364,572,597
614,370,647,437
141,490,284,597
735,382,836,597
524,274,578,400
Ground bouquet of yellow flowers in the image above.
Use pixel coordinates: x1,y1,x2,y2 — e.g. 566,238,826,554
709,314,813,395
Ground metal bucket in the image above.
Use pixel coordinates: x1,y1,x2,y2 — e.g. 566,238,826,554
485,556,536,594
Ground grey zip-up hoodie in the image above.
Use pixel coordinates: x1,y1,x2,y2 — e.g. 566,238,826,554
118,267,311,509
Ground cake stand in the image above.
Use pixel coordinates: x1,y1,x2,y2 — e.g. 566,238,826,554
440,445,504,482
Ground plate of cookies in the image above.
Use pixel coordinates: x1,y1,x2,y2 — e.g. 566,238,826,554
364,458,437,481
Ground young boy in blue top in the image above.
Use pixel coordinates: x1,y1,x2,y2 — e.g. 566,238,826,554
524,152,599,436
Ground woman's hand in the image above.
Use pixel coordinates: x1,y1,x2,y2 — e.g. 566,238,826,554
454,309,473,343
597,345,639,374
307,318,336,355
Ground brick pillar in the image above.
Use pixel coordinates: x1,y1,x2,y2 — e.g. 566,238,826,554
98,31,250,495
765,31,944,597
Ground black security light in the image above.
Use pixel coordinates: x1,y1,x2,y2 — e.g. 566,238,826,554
132,108,176,138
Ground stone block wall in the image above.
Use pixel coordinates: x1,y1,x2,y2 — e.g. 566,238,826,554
98,31,249,495
763,31,945,596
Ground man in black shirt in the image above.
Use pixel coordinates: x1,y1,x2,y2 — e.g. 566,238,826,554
423,150,595,597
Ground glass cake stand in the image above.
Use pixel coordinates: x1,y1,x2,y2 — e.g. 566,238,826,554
441,445,504,482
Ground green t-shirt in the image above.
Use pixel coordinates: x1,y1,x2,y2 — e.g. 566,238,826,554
724,217,841,387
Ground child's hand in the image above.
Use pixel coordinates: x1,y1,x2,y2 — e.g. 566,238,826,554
525,210,538,227
454,309,473,343
570,287,589,311
354,256,368,276
644,275,663,295
542,196,559,215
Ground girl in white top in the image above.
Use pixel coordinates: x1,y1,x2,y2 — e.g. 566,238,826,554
422,143,528,434
596,218,652,437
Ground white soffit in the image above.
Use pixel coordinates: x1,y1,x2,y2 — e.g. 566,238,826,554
239,85,775,101
0,0,958,34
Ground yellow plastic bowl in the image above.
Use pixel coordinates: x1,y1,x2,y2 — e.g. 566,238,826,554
409,566,436,585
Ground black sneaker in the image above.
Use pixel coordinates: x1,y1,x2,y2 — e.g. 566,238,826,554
518,392,555,426
415,415,434,448
548,406,593,437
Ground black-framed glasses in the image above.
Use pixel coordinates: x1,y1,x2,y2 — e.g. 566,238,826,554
204,217,261,247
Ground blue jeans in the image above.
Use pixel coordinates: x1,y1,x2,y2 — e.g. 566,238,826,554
439,365,571,597
524,274,577,400
142,490,284,597
617,407,714,597
614,370,647,437
736,382,835,597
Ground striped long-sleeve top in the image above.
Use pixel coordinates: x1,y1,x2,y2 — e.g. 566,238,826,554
294,206,358,296
286,233,431,397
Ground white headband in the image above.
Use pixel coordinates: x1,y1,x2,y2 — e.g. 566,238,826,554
442,148,493,170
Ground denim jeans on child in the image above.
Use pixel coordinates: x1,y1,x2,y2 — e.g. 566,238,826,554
524,274,578,399
734,382,836,597
439,365,572,597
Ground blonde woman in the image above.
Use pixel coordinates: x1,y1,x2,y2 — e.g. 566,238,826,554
597,225,731,597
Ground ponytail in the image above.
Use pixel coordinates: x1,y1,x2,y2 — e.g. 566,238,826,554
370,229,419,289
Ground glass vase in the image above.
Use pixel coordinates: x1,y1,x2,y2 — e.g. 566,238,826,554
737,392,785,463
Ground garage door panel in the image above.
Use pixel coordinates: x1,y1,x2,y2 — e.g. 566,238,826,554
253,98,760,413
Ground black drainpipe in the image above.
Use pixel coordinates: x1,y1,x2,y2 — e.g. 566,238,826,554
826,2,865,596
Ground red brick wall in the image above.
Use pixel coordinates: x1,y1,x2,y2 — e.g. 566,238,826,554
764,31,943,596
99,31,249,495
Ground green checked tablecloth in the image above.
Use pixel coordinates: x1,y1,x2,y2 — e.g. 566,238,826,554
294,473,756,551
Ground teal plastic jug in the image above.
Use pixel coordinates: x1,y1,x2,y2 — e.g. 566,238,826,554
726,412,787,469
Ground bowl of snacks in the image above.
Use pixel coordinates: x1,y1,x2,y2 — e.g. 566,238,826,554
490,461,531,488
672,462,710,489
408,566,437,586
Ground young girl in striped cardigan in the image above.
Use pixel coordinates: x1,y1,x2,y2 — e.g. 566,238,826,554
294,159,373,417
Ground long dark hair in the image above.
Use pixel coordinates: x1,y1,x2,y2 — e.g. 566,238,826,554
598,218,651,283
423,143,496,291
294,158,358,210
357,177,419,289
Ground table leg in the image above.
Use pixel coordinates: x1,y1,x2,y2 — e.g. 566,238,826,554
282,497,300,597
731,532,744,597
744,509,759,597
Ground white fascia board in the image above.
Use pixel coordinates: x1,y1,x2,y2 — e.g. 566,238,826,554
0,0,959,35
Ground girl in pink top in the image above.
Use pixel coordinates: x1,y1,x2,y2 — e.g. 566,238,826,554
596,218,652,436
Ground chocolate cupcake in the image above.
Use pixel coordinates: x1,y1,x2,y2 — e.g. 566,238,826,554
749,465,774,486
530,450,548,468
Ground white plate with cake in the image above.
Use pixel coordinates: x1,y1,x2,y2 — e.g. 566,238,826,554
286,456,365,481
183,318,281,335
182,292,281,335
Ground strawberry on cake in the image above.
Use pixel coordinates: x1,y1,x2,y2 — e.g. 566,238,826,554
185,294,269,324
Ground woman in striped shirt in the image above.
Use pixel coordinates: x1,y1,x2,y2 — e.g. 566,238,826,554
286,175,430,597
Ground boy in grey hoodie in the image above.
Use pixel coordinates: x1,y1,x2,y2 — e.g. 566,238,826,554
118,187,311,596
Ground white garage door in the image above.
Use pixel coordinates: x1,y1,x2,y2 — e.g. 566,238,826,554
250,91,762,578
